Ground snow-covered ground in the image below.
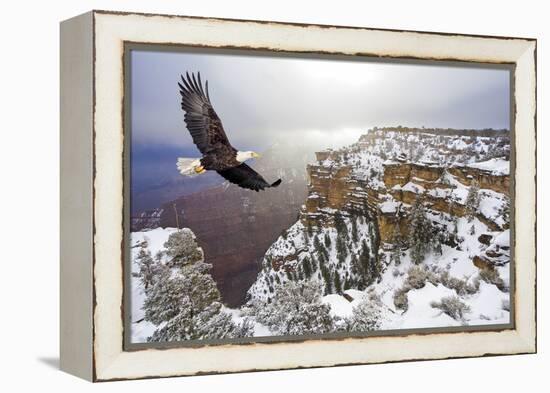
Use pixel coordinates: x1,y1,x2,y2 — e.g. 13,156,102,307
129,227,179,343
467,157,510,175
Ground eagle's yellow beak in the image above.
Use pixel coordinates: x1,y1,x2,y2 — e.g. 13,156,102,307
252,152,261,158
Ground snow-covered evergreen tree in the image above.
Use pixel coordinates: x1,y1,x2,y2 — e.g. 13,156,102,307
143,230,253,342
324,232,332,248
163,229,203,266
252,281,335,335
336,235,348,264
409,195,431,264
351,216,359,243
391,224,403,265
302,256,313,279
334,272,342,293
465,180,481,222
334,212,348,238
132,246,159,290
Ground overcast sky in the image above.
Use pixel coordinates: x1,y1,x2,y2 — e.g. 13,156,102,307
130,48,510,211
131,48,510,155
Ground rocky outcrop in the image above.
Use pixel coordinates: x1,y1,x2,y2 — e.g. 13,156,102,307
448,166,509,195
301,128,511,245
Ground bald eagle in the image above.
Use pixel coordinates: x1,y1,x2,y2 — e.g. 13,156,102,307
176,72,282,192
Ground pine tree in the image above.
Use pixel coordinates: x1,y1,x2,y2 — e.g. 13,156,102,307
351,217,359,243
334,212,348,238
469,224,476,235
310,255,318,271
409,196,431,264
133,247,158,290
295,266,303,281
163,229,203,266
336,236,348,264
357,239,372,288
314,234,329,261
320,264,332,294
465,180,481,222
390,224,402,266
302,256,312,279
143,230,252,341
334,272,342,293
324,232,332,248
313,235,322,252
433,232,443,255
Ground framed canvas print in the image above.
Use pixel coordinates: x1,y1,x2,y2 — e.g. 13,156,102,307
60,10,537,381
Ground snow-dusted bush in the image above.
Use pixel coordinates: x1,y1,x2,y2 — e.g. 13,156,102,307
501,298,510,312
406,265,437,289
346,293,382,332
438,270,479,296
430,296,471,321
393,286,409,311
252,281,335,335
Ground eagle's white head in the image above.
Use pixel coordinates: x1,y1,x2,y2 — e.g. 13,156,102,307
236,151,260,163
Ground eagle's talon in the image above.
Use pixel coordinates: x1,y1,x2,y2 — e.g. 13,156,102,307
194,165,205,174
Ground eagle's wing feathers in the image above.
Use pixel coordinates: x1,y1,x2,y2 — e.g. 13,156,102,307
179,72,232,155
217,163,282,192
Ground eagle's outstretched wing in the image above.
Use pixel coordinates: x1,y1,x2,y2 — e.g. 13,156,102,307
178,72,233,155
217,163,282,192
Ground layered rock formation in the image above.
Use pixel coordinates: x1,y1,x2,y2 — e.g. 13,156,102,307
303,129,510,245
248,128,511,306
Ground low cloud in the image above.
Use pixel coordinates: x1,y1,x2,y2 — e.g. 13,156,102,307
131,49,510,153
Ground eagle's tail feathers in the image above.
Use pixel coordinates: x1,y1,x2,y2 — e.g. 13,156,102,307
177,158,203,176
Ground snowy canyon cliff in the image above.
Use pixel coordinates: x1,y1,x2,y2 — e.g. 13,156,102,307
247,128,511,328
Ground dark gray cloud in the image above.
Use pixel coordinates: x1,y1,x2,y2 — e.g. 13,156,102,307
131,49,510,153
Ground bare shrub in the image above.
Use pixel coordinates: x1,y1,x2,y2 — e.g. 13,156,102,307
430,296,471,321
406,265,438,289
438,271,480,296
393,286,410,311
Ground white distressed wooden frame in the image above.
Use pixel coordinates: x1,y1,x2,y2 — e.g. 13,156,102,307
60,10,536,382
